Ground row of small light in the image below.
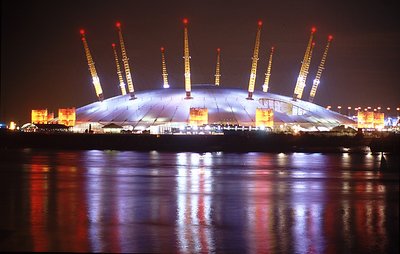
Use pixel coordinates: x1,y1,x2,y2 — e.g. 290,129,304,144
326,106,400,115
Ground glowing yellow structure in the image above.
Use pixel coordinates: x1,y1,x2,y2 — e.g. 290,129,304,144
373,112,385,129
357,111,385,129
112,43,127,95
357,111,374,129
47,113,55,123
215,48,221,86
262,47,274,93
293,27,316,100
58,108,76,127
116,22,136,99
160,47,170,88
247,21,263,100
32,109,48,124
9,121,16,130
183,18,192,98
255,108,274,128
80,29,104,101
189,108,208,126
309,35,333,102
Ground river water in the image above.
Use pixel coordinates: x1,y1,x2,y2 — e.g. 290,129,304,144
0,149,398,253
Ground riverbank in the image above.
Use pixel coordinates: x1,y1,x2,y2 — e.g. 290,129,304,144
1,130,399,153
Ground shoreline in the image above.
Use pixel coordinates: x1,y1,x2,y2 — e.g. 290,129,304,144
1,130,399,154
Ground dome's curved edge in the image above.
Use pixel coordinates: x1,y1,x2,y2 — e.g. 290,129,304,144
74,86,355,133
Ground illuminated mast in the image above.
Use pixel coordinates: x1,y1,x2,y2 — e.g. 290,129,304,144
247,20,263,100
293,27,316,100
262,46,274,93
309,35,333,103
215,48,221,86
160,47,170,88
183,18,192,99
80,29,104,101
116,21,136,99
111,43,127,95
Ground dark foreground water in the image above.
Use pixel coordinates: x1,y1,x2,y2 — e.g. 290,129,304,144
0,149,398,253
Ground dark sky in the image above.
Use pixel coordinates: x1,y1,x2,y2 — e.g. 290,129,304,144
1,0,399,124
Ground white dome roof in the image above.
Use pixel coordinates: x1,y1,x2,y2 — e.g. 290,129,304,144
76,85,354,130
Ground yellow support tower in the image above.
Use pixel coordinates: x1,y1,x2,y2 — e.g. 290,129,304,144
215,48,221,86
112,43,127,95
80,29,104,101
116,22,136,99
247,20,263,100
293,27,316,100
183,18,192,99
303,41,316,94
262,46,274,93
160,47,170,88
309,35,333,102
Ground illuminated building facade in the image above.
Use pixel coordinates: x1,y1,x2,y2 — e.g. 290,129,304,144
32,109,49,124
58,108,76,127
189,108,208,126
357,111,384,129
255,108,274,128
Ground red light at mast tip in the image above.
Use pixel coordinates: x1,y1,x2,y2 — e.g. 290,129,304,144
258,20,262,26
160,47,164,51
183,18,188,24
217,48,220,52
112,43,116,47
328,35,333,41
116,22,121,28
79,29,85,35
311,27,317,33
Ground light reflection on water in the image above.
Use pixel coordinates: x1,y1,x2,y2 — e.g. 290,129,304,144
0,150,398,253
176,152,214,253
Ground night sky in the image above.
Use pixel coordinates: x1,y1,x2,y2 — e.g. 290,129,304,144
1,0,399,124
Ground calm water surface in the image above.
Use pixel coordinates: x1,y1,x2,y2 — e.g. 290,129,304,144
0,149,398,253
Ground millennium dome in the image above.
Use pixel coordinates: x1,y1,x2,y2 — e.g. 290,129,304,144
73,85,355,134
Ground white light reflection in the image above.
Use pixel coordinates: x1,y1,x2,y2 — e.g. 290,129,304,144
341,153,351,169
291,166,325,253
176,153,214,253
84,150,110,252
342,182,350,193
365,182,373,192
293,181,307,192
292,170,324,179
246,178,272,253
87,175,105,252
293,204,307,253
366,202,373,237
292,171,307,178
113,167,135,253
377,184,386,193
277,153,287,169
377,202,386,251
341,200,351,249
291,153,325,169
341,171,351,180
